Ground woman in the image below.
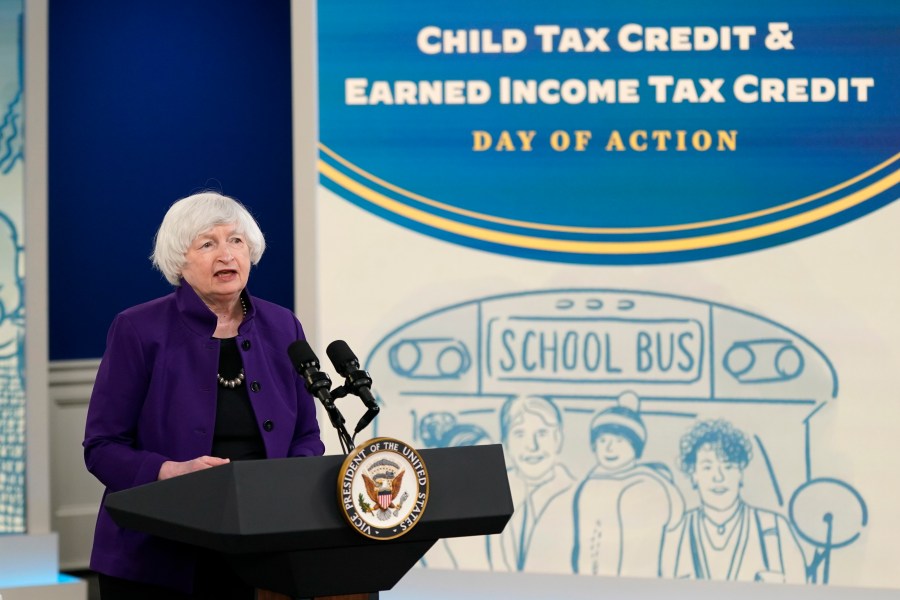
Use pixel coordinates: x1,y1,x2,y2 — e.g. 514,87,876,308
667,419,807,583
83,192,325,599
491,395,575,573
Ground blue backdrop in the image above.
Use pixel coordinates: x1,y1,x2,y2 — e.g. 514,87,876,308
48,0,295,360
318,0,899,264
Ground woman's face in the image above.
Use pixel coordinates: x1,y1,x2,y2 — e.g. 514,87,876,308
181,223,251,306
506,411,561,482
691,443,744,511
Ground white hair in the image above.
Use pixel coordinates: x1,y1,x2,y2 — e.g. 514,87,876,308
151,192,266,285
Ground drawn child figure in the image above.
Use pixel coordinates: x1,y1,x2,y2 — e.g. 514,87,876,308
668,419,807,583
417,412,493,570
572,392,684,577
490,395,576,573
0,212,25,532
419,411,491,449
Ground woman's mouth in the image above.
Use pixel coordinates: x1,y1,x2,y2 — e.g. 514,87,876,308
520,454,546,465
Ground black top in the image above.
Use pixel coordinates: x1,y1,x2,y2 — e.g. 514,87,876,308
212,338,265,461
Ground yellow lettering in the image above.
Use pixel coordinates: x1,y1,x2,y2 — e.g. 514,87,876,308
605,130,625,151
628,130,648,151
652,130,671,150
692,130,712,151
574,130,592,151
495,131,516,151
472,130,492,151
603,129,737,152
516,130,537,151
717,130,737,151
550,130,571,151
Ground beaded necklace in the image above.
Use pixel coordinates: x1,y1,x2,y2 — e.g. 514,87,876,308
216,295,247,388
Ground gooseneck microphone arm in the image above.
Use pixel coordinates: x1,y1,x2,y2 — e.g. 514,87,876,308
326,340,381,443
287,340,353,454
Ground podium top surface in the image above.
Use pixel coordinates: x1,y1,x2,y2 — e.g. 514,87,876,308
105,444,513,554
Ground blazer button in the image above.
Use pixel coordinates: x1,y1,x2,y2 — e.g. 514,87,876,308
263,420,274,432
242,340,251,350
250,381,261,392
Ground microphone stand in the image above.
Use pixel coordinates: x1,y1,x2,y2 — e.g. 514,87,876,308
288,339,355,454
309,371,354,454
331,370,380,446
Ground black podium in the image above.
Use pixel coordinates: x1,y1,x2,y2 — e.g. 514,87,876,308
105,444,513,599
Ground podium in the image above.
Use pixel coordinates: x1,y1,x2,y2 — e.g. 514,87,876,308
104,444,513,599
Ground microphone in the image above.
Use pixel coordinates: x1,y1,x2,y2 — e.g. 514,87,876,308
287,339,334,406
326,340,381,434
287,340,352,452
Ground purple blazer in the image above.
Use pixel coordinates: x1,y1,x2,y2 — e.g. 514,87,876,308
83,282,324,592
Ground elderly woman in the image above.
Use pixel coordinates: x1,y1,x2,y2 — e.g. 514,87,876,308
83,192,324,599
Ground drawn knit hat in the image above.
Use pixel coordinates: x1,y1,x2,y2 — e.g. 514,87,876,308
589,391,647,456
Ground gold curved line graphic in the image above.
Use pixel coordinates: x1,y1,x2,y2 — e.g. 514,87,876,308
320,160,900,255
319,143,900,235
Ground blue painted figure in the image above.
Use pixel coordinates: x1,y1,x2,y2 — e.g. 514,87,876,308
668,420,807,583
417,411,494,570
419,411,490,448
0,211,24,533
364,288,866,583
0,213,22,360
490,396,576,573
572,392,684,577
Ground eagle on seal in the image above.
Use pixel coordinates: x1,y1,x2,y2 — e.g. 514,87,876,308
362,469,405,516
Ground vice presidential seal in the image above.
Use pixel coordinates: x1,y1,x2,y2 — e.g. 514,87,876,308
338,437,429,540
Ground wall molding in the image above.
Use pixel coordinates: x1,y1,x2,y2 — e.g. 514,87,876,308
48,358,101,570
49,359,100,406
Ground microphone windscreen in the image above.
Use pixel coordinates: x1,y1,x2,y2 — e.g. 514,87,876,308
288,339,318,368
326,340,358,377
